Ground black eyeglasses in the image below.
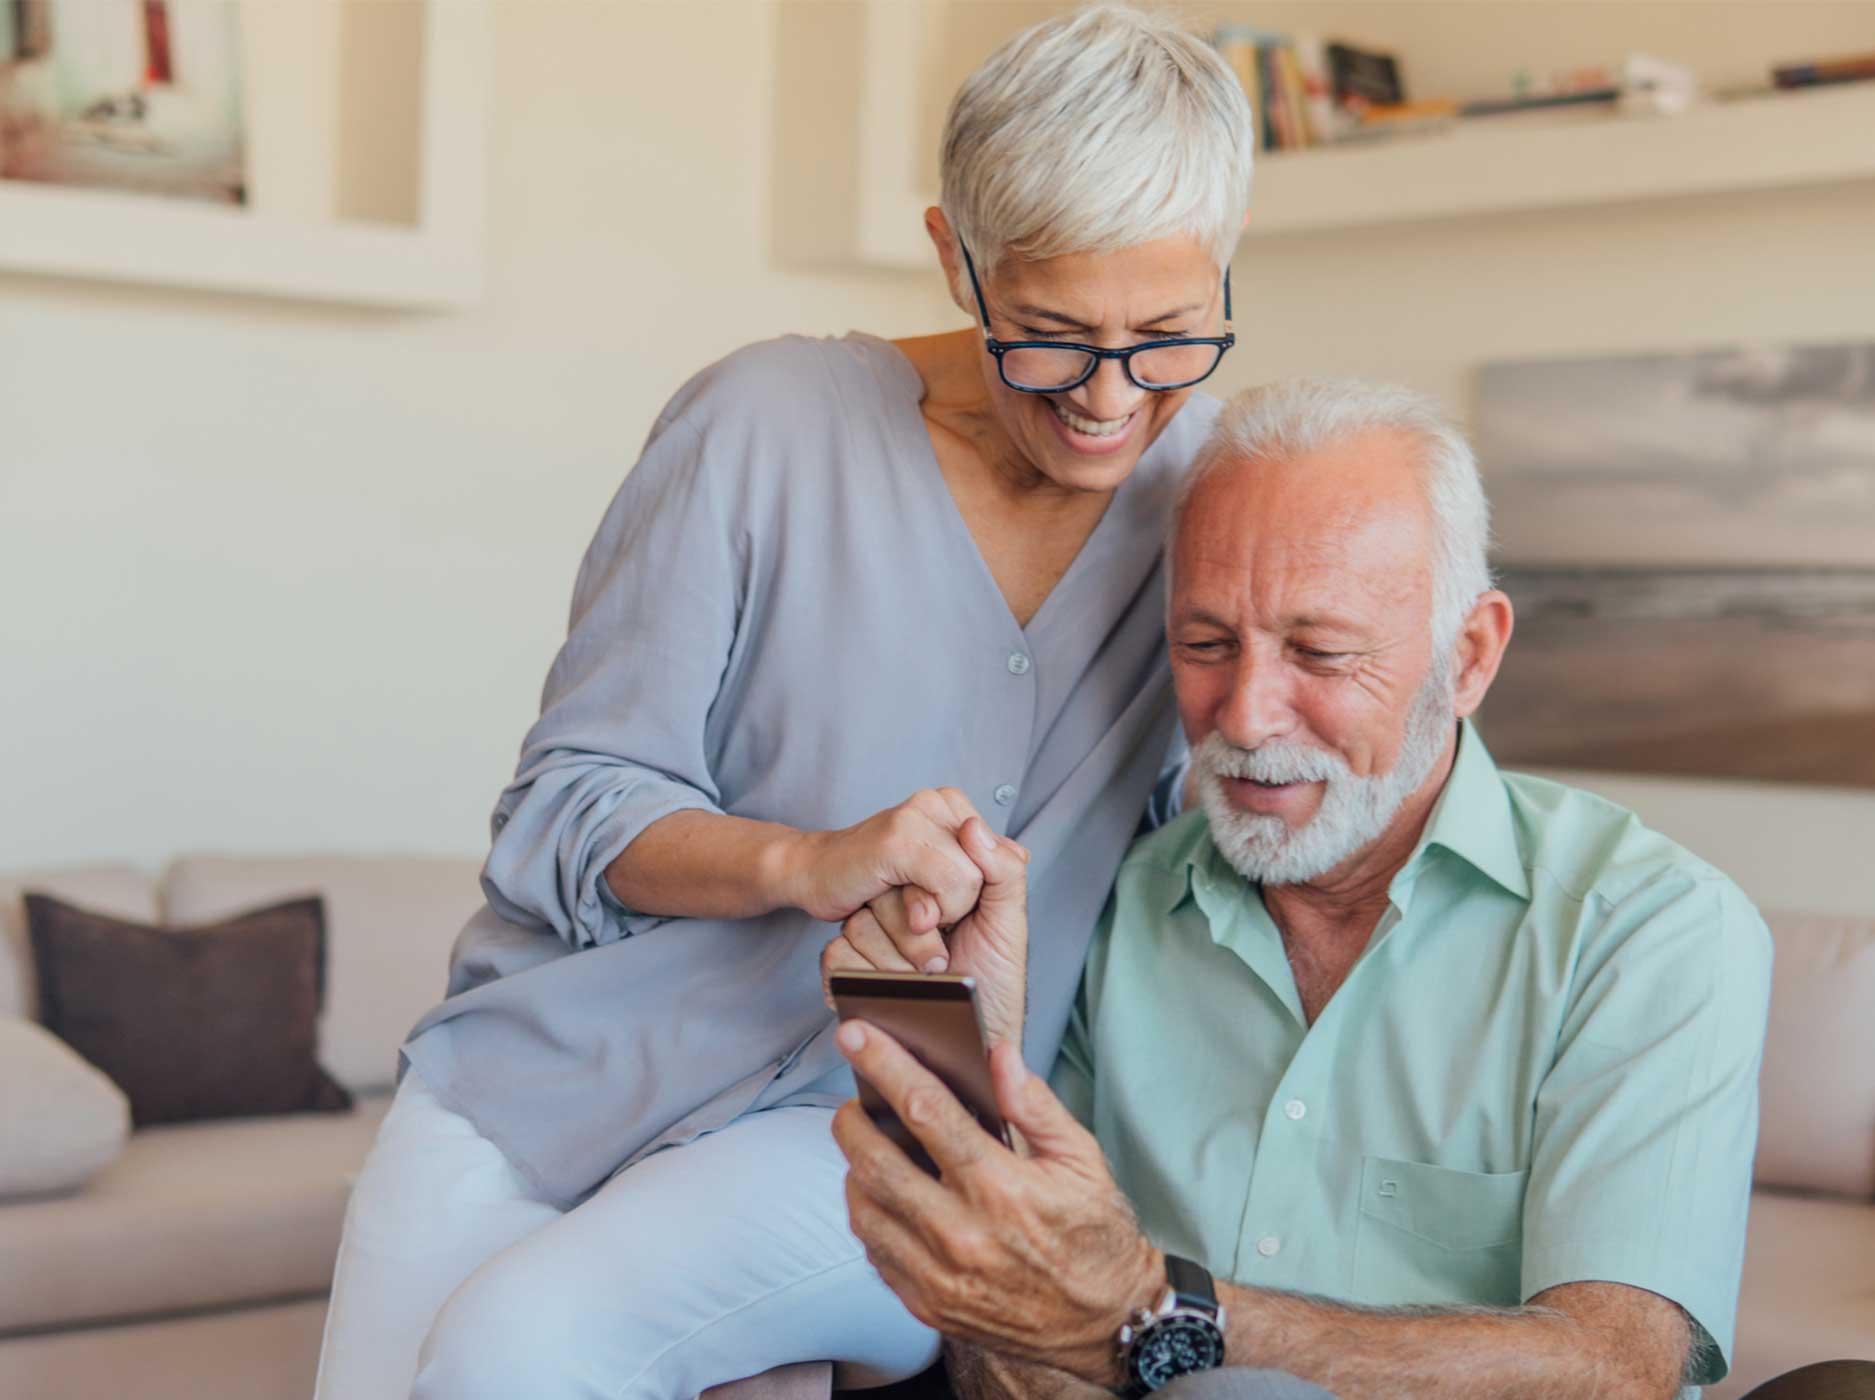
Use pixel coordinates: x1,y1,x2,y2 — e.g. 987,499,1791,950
958,239,1235,394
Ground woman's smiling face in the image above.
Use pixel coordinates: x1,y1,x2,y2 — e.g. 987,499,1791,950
950,232,1228,495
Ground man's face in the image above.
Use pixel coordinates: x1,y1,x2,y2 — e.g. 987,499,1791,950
1169,431,1457,886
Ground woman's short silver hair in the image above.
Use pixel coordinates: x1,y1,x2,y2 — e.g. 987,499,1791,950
940,4,1255,278
1175,380,1496,656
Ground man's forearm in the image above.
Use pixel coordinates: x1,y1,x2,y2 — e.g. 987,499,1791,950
946,1341,1107,1400
1214,1280,1689,1400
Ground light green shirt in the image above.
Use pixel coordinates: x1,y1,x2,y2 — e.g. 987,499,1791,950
1052,722,1771,1388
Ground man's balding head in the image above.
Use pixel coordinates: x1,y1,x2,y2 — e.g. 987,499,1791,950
1173,379,1493,651
1168,381,1512,891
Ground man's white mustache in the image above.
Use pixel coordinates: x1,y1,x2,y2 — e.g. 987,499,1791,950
1195,733,1346,787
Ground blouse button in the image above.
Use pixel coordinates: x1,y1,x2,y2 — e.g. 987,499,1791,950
1006,652,1031,675
993,784,1017,806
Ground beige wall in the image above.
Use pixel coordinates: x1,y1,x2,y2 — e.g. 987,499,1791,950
1,1,949,870
3,1,1871,903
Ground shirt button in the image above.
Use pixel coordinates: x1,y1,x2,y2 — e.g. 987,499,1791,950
1256,1235,1282,1258
993,784,1017,806
1283,1099,1307,1121
1006,652,1031,675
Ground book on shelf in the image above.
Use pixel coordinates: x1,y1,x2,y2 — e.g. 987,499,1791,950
1211,25,1389,151
1326,42,1404,109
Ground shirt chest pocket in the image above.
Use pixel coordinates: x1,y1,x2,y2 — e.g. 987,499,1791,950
1352,1156,1528,1309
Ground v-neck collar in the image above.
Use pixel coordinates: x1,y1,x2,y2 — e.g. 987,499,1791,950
854,331,1134,645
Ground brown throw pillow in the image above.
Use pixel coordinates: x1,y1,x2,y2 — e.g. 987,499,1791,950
24,893,352,1126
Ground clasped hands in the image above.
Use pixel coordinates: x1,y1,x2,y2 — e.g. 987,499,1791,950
806,786,1029,1045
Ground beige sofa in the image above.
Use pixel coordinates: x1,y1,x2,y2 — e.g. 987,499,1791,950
2,799,1871,1398
0,854,481,1400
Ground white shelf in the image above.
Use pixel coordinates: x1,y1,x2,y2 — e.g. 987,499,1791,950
1244,84,1875,239
773,0,1875,269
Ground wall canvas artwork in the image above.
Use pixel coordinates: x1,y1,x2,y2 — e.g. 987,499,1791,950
0,0,244,205
1475,341,1875,788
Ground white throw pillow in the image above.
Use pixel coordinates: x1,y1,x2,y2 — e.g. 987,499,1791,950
0,1017,130,1198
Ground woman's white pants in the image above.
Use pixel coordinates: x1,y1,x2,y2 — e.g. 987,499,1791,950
313,1070,939,1400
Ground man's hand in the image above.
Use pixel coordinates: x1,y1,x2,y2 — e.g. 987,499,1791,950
831,1019,1161,1387
822,816,1030,1043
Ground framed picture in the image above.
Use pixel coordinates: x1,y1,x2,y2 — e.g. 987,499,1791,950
1,0,247,205
0,0,489,307
1475,341,1875,788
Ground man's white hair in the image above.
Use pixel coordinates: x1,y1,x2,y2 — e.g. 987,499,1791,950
940,4,1255,279
1176,379,1495,652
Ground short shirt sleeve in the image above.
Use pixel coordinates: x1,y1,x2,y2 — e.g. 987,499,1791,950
1520,873,1773,1383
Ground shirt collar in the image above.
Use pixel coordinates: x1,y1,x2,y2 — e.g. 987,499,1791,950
1166,718,1531,914
1401,719,1531,902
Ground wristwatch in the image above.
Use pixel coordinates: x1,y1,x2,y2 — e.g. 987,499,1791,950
1115,1254,1226,1396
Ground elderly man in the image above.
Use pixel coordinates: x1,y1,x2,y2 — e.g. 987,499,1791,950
829,379,1772,1400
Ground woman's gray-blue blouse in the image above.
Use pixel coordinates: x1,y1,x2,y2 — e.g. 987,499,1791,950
402,333,1222,1207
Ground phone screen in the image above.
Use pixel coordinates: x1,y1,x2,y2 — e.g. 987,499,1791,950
829,971,1011,1176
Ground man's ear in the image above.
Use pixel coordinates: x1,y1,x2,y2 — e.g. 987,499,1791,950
925,206,973,319
1450,590,1514,720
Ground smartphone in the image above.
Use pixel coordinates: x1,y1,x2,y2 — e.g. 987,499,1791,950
829,970,1012,1176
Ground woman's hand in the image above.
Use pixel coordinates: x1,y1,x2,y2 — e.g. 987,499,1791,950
784,788,988,963
823,816,1030,1047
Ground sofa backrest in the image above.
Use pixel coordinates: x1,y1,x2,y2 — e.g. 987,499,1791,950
1752,912,1875,1198
3,823,1870,1193
160,854,484,1094
0,865,159,1021
1538,766,1875,1200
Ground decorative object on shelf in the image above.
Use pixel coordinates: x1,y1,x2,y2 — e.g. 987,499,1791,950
1476,341,1875,788
1619,53,1696,115
1774,49,1875,89
0,0,246,206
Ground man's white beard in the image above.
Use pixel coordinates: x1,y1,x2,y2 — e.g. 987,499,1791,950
1193,668,1455,888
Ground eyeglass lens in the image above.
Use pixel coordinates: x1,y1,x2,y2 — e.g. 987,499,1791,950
1001,342,1225,392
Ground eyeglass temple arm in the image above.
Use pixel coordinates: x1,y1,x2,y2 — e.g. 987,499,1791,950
958,238,996,333
961,236,1234,333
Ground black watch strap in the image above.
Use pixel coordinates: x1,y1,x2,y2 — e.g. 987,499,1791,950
1164,1254,1218,1314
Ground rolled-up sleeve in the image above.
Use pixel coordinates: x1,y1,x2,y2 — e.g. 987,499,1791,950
1520,873,1773,1383
481,415,745,949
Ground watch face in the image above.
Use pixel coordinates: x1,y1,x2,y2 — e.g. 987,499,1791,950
1134,1314,1226,1390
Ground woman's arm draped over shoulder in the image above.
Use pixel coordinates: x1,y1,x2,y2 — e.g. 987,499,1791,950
480,411,755,950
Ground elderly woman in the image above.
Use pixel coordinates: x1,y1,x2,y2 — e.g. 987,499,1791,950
314,7,1254,1399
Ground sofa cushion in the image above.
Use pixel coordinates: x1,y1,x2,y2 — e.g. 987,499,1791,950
1714,1190,1875,1398
0,1018,130,1199
0,866,158,1021
162,855,483,1094
26,894,352,1127
0,1297,330,1400
0,1093,391,1333
1753,913,1875,1199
